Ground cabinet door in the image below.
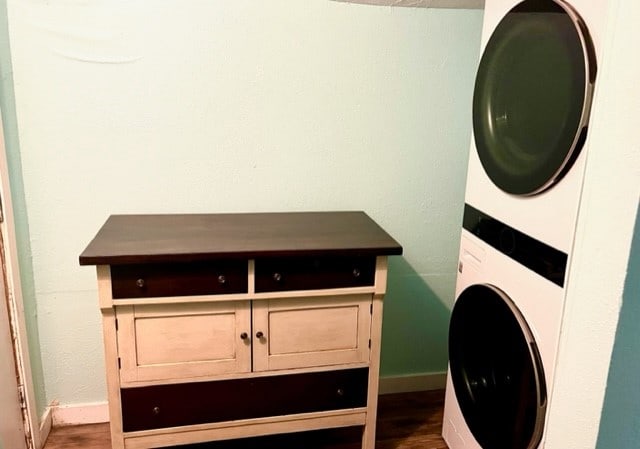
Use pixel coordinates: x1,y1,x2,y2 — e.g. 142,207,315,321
117,302,251,383
252,294,372,372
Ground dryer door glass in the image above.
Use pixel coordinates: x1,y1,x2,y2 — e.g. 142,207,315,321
473,0,596,195
449,284,547,449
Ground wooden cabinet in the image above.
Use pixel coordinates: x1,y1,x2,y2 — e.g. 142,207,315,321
80,212,401,449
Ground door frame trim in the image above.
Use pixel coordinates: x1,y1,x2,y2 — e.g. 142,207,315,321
0,107,44,448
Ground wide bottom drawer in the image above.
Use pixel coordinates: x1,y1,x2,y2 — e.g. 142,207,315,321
121,368,369,432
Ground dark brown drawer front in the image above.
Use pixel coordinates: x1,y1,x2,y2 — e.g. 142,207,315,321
110,260,247,299
255,256,376,292
120,368,369,432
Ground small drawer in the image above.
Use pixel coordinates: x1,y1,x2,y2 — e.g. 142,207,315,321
110,260,247,299
255,256,376,292
120,368,369,432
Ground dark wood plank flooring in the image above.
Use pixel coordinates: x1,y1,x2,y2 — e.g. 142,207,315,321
43,390,447,449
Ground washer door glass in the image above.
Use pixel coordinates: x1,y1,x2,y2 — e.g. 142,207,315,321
449,284,547,449
473,0,596,195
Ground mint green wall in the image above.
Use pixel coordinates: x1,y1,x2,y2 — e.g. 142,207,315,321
596,206,640,448
6,0,482,406
0,0,46,418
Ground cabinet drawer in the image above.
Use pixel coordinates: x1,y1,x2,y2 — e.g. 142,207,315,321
110,260,247,299
255,256,375,292
120,368,369,432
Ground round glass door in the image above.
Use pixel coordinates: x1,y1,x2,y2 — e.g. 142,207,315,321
449,284,547,449
473,0,596,195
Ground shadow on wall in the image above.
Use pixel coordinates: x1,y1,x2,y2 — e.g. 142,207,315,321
380,257,452,377
596,205,640,449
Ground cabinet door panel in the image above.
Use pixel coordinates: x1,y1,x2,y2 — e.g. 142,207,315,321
268,306,359,355
253,295,372,371
134,313,236,365
118,302,251,383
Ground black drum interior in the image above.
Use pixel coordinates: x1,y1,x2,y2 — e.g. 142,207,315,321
473,0,596,195
449,284,547,449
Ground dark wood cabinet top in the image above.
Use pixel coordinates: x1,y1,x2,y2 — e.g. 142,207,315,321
79,211,402,266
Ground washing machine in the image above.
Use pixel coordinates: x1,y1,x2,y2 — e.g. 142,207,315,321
465,0,609,257
442,220,566,449
443,0,610,447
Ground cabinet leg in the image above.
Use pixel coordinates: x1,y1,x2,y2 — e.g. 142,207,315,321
109,425,125,449
362,295,384,449
362,420,377,449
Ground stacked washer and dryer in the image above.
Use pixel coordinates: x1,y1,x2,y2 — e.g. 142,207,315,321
442,1,609,448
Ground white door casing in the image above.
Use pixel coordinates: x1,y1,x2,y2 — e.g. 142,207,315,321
0,107,39,448
0,234,27,449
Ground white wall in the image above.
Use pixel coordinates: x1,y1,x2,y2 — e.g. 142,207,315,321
545,0,640,447
6,0,482,406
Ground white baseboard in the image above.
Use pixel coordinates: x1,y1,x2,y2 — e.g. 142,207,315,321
51,402,109,427
38,407,53,448
47,374,446,427
378,371,447,395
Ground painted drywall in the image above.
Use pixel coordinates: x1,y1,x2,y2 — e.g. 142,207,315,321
593,9,640,447
0,0,47,419
544,0,640,447
6,0,482,406
596,207,640,449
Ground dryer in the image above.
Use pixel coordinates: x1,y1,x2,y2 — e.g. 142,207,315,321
443,0,611,447
465,0,609,256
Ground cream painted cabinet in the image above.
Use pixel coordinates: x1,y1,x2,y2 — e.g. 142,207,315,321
79,212,401,449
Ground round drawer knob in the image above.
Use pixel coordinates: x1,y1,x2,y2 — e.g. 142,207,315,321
272,273,282,282
240,332,248,340
352,268,361,278
337,388,345,397
136,279,145,288
152,406,160,416
256,331,264,339
217,275,227,285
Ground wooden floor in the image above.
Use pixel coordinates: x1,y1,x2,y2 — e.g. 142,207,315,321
43,390,447,449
